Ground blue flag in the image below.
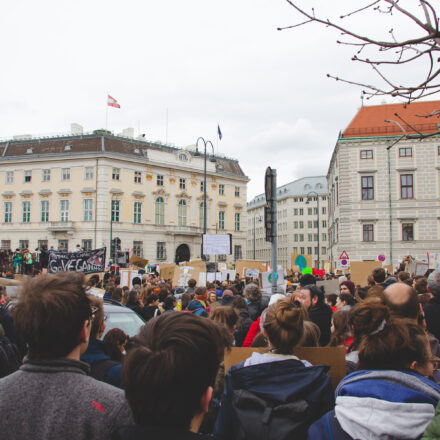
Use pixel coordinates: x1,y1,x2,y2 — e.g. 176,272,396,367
217,124,222,140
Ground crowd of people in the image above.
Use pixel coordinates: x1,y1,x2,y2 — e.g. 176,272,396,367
1,263,440,439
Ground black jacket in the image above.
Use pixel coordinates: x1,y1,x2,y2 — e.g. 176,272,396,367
424,297,440,340
234,308,253,347
113,425,217,440
308,302,332,346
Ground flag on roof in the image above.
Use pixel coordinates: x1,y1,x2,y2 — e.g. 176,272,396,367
108,95,120,109
217,124,222,140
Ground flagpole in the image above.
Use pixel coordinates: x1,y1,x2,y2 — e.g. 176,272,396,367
105,93,109,130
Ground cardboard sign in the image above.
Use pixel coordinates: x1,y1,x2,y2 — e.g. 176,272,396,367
245,268,260,279
48,248,106,274
349,261,381,286
317,279,340,295
429,253,440,270
291,254,313,272
173,259,206,287
159,263,177,281
415,261,429,276
224,347,346,389
202,234,232,255
119,269,140,289
235,260,268,278
261,269,284,289
129,254,149,269
221,270,236,282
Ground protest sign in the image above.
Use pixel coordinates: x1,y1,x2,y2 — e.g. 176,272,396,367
202,234,232,255
129,254,149,269
116,251,129,266
5,286,22,297
159,263,177,281
224,347,345,389
317,279,340,295
119,269,139,289
291,254,313,272
221,270,236,282
173,260,206,287
235,260,268,278
429,253,440,270
261,269,284,289
350,261,381,286
48,248,106,274
245,268,259,278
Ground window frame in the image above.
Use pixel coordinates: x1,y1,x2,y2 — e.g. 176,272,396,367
42,169,51,182
218,211,225,230
400,174,414,199
133,201,142,224
361,175,374,200
4,202,12,223
5,171,14,184
22,201,31,223
60,200,69,222
178,199,187,226
111,200,120,222
24,170,32,183
155,197,165,225
41,200,49,223
85,167,94,180
83,199,93,221
402,223,414,241
234,186,240,197
179,178,186,190
360,149,373,159
363,224,374,242
134,171,142,184
156,242,166,260
61,168,70,181
234,212,241,231
157,175,164,186
112,168,120,181
219,184,225,195
399,147,413,157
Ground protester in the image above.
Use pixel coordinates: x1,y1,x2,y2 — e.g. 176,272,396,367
187,299,209,317
298,284,332,346
325,293,337,312
112,287,123,303
300,320,321,347
125,290,148,320
308,301,440,439
214,298,334,439
209,306,239,336
206,290,218,312
328,309,352,353
220,289,234,306
116,312,229,440
231,296,253,347
372,267,387,286
0,272,132,439
336,293,356,310
81,295,123,388
185,278,197,295
162,295,177,313
244,283,267,320
339,280,355,297
142,294,161,321
103,328,128,362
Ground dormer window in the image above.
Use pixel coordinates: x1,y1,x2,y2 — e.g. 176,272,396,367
178,153,188,162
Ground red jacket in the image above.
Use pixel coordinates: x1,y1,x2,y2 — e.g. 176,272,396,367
242,317,260,347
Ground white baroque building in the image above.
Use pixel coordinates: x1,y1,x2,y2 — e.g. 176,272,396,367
328,100,440,268
0,130,248,264
246,176,329,269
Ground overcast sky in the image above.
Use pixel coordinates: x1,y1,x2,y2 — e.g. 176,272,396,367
0,1,426,199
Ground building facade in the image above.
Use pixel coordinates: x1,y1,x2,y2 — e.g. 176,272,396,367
0,131,248,264
246,176,329,269
327,100,440,269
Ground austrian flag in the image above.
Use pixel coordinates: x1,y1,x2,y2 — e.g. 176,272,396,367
107,95,120,109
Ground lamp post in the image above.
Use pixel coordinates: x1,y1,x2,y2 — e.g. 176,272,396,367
253,214,263,260
194,137,216,259
306,191,320,269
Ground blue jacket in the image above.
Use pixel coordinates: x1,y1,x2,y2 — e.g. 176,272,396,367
214,358,334,440
81,339,122,388
308,370,440,440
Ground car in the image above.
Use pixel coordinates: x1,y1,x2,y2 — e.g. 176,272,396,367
102,300,145,338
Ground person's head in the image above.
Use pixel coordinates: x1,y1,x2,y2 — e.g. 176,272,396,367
356,286,369,301
195,286,207,302
122,313,229,431
397,271,411,284
144,294,159,307
88,295,106,340
300,320,321,347
231,296,248,311
372,267,386,284
243,283,262,303
132,276,142,287
297,284,324,309
367,275,376,287
339,280,355,296
187,279,197,289
414,277,428,295
357,303,432,375
428,270,440,298
325,293,337,308
336,293,356,310
112,287,123,303
263,299,304,354
127,290,139,305
180,293,191,310
103,328,128,362
87,274,100,287
13,272,92,360
383,282,419,320
329,309,351,347
366,285,385,300
209,306,239,335
207,291,217,304
299,274,316,288
163,295,176,311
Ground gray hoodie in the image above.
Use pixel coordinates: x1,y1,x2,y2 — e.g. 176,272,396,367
0,357,133,440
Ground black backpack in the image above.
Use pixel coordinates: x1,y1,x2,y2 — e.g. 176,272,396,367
0,336,21,378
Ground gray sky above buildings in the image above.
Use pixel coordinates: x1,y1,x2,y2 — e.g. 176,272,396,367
0,1,423,199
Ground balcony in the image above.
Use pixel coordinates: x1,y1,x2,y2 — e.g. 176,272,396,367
47,221,75,234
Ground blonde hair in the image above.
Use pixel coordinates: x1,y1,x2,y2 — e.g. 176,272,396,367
263,298,304,354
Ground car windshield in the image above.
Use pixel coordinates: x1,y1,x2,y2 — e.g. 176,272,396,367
103,310,145,338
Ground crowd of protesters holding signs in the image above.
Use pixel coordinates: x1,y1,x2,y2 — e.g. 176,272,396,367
2,250,440,439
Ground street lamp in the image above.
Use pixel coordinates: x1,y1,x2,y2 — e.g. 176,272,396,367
194,138,216,260
253,214,263,260
306,191,320,269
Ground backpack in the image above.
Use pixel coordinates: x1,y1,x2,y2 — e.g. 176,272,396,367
0,336,21,379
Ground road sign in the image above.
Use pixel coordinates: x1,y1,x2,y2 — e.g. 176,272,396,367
339,250,349,260
378,254,386,262
341,259,348,266
336,259,350,270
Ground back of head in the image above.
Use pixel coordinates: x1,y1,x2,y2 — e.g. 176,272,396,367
112,287,123,302
13,272,91,360
325,293,337,307
128,289,139,304
372,267,386,283
329,309,351,347
163,295,176,311
244,283,262,303
383,282,419,320
263,298,304,354
428,270,440,298
187,278,197,289
299,274,316,287
132,276,142,287
358,303,430,371
231,296,248,311
414,277,428,295
209,306,239,333
123,313,229,429
300,320,321,347
339,293,356,307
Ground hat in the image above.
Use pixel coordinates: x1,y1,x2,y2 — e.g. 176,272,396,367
222,289,233,297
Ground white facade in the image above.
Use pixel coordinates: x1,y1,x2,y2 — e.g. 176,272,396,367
327,103,440,268
246,176,329,269
0,132,248,264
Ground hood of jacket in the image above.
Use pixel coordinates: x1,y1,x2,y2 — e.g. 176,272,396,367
81,338,110,365
334,370,440,439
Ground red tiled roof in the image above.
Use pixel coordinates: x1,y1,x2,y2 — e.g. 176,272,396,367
342,100,440,138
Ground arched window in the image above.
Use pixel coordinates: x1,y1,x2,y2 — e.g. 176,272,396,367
199,201,207,228
155,197,164,225
178,199,187,226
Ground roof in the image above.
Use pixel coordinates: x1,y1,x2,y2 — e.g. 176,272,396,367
247,176,327,209
342,100,440,138
0,132,247,179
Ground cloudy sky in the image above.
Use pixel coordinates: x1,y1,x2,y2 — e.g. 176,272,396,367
0,1,426,199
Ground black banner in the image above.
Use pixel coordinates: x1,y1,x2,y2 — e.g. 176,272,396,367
48,248,107,274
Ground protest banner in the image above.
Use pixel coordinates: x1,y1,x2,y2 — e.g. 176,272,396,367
129,254,149,269
202,234,232,255
291,254,313,272
224,346,345,389
48,248,106,274
429,253,440,270
235,260,268,278
350,261,381,286
159,263,177,281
